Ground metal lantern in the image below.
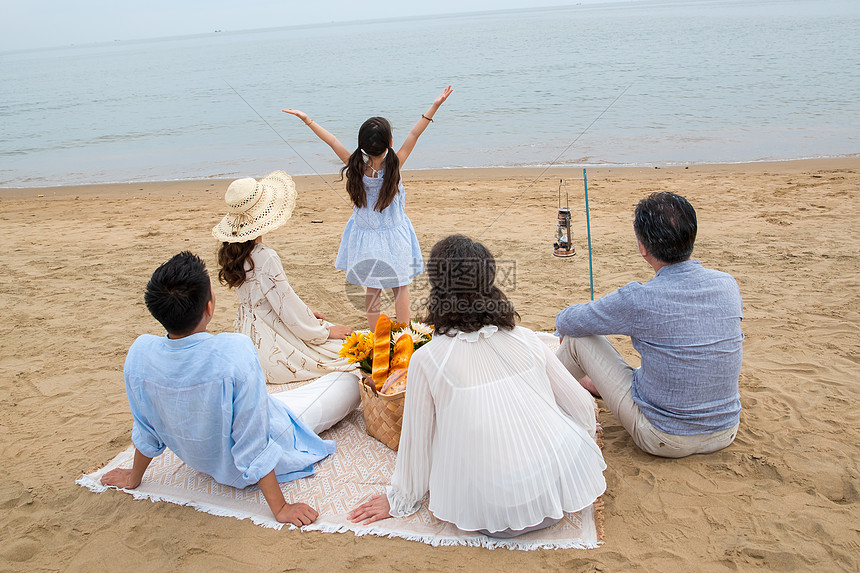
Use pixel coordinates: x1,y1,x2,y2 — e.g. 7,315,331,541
553,180,576,257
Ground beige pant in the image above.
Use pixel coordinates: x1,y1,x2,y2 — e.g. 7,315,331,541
555,335,738,458
477,516,562,539
272,372,361,435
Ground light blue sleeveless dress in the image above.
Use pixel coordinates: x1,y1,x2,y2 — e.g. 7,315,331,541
335,171,424,289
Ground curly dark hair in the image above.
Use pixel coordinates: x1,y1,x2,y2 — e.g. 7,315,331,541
144,251,212,336
217,240,256,288
633,192,697,263
424,235,519,336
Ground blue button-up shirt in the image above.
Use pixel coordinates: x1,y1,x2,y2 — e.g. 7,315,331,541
556,260,743,435
124,332,335,488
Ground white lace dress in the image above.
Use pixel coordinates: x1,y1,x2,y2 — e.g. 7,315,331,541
386,325,607,534
233,244,355,383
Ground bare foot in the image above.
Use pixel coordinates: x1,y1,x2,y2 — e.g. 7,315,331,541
579,375,601,399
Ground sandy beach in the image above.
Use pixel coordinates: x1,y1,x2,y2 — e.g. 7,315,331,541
1,158,858,571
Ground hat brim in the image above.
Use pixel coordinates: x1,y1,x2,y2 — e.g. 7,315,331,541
212,171,297,243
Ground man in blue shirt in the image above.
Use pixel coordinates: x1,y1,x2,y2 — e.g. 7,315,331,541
101,252,359,524
555,192,742,458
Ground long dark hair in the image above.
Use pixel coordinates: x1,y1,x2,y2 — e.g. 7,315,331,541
217,240,256,288
339,117,401,212
424,235,519,336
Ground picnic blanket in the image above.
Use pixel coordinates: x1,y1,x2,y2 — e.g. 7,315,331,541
78,334,604,550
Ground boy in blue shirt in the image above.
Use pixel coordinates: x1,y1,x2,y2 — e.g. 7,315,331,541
101,251,359,525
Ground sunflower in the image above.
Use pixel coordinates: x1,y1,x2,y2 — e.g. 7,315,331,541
339,331,373,362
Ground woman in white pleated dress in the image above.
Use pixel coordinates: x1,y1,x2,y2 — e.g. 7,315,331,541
348,235,607,538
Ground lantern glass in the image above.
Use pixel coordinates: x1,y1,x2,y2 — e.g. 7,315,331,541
553,207,575,257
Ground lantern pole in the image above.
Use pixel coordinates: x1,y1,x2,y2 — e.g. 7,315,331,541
583,168,594,301
557,171,595,300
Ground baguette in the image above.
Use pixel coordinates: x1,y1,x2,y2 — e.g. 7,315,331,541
381,334,414,394
390,333,414,371
371,314,391,390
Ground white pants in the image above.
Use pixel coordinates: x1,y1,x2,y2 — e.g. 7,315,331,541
271,371,361,435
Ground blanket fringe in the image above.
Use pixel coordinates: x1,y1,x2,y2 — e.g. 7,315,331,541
76,474,285,531
303,521,601,551
76,475,109,494
593,407,606,542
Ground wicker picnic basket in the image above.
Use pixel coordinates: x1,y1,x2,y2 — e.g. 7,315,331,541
359,376,405,450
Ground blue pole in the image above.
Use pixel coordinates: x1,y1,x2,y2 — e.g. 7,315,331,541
583,168,594,301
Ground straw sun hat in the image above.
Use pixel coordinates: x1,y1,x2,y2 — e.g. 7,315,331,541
212,171,297,243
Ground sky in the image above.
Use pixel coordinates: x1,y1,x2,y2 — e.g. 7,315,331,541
0,0,636,52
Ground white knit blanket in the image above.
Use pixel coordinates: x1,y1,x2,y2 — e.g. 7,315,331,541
78,334,602,550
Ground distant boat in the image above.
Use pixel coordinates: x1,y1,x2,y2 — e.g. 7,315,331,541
214,29,222,33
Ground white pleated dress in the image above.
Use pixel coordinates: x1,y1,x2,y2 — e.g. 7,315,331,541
233,244,355,383
386,325,607,534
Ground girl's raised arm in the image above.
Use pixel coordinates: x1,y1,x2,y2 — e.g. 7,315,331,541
283,109,351,165
396,85,453,166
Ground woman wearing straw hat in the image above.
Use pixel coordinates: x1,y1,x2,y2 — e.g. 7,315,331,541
213,171,357,384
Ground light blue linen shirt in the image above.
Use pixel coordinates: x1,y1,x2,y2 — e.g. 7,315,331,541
555,260,743,435
124,332,335,488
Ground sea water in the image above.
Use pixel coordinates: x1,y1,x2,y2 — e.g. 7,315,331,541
1,0,858,187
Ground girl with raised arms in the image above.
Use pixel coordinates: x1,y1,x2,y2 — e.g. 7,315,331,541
284,85,453,329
